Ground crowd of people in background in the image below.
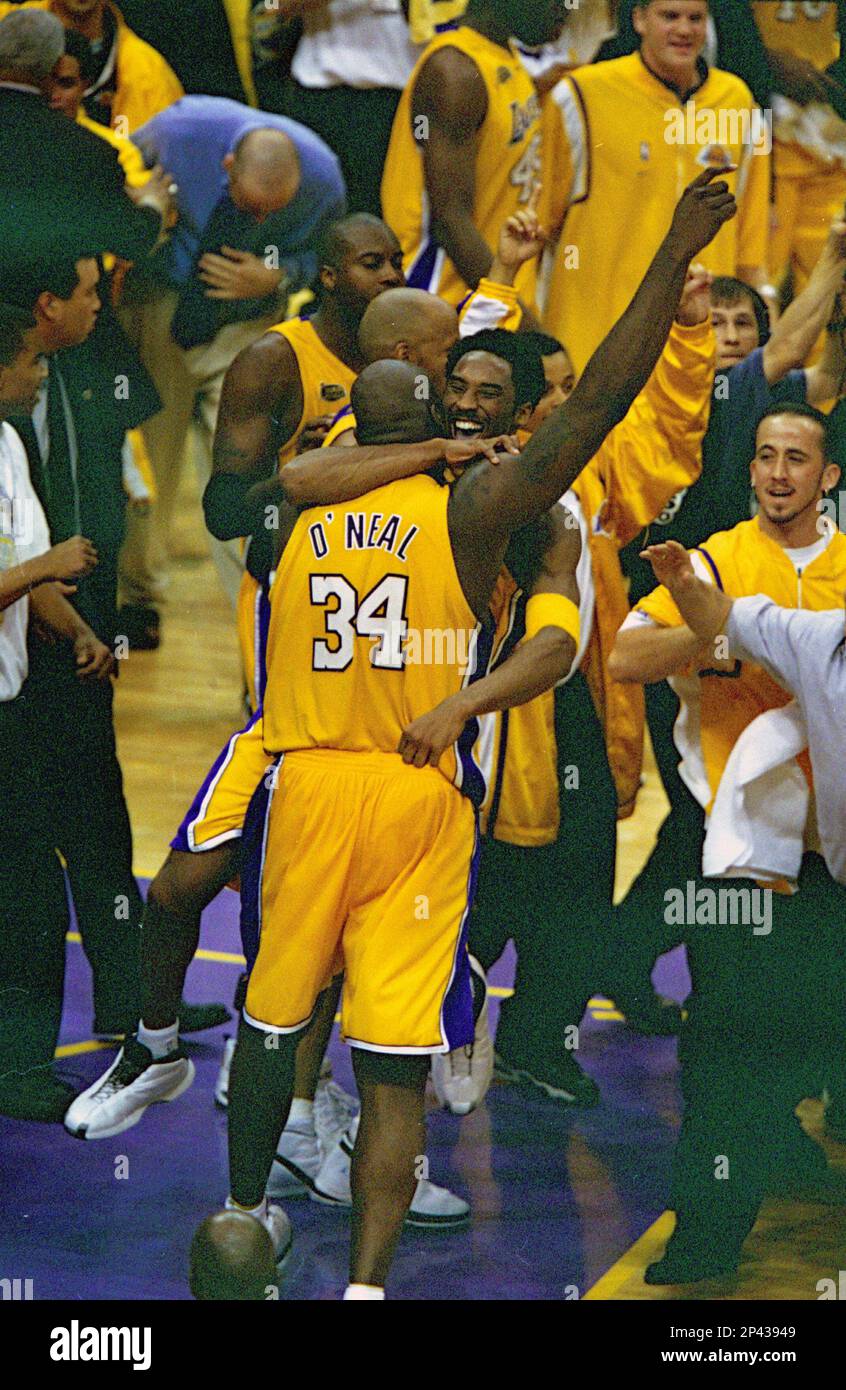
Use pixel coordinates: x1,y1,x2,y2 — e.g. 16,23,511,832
2,0,846,1298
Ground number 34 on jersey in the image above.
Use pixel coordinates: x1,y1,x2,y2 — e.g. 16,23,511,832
306,509,420,673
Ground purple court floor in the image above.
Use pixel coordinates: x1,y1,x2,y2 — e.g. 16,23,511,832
0,886,690,1301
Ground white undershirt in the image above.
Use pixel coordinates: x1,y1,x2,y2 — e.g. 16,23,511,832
292,0,422,90
0,423,51,701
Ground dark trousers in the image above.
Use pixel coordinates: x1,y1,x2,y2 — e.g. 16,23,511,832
670,854,846,1246
468,672,618,1058
0,689,70,1077
282,80,402,218
610,680,708,988
27,640,142,1024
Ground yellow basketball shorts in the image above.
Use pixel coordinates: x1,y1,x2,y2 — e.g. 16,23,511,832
240,749,479,1053
171,710,272,853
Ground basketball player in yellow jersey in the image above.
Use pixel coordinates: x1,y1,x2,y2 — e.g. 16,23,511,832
381,0,565,309
221,170,736,1296
204,214,404,708
752,0,846,294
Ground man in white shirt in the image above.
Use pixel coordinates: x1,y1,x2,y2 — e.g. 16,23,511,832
0,303,108,1122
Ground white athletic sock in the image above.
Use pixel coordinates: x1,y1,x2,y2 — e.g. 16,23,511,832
288,1098,315,1130
343,1284,385,1301
225,1195,267,1222
138,1020,179,1059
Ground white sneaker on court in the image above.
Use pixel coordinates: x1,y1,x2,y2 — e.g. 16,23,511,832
431,955,494,1116
314,1078,359,1154
64,1038,194,1140
267,1123,322,1199
312,1117,470,1228
262,1203,293,1268
214,1035,236,1108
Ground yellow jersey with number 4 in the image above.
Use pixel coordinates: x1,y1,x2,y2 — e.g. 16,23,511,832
381,26,542,307
263,474,494,805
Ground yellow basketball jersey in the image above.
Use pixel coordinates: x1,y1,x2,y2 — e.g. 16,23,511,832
266,317,357,465
636,517,846,810
381,26,542,307
263,474,493,804
474,573,560,845
752,1,839,69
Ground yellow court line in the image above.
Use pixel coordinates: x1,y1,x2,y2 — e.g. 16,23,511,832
196,947,247,965
55,1040,114,1059
582,1211,676,1300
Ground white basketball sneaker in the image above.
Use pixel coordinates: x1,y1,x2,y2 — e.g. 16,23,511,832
267,1121,322,1199
214,1036,236,1108
312,1116,470,1228
431,955,494,1116
64,1038,194,1140
314,1077,359,1153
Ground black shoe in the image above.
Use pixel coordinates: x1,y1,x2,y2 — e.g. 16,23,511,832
179,1000,231,1034
93,998,230,1039
0,1072,77,1123
613,989,683,1036
645,1247,740,1286
493,1048,600,1106
118,604,160,651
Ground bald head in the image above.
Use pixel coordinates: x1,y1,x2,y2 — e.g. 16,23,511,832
358,289,458,396
352,359,444,446
224,129,301,222
189,1212,277,1301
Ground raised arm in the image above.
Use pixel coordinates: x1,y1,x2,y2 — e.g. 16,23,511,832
764,218,846,389
449,168,737,616
638,541,733,647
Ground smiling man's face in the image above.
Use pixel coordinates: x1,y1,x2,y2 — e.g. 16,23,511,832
751,415,840,529
443,351,519,441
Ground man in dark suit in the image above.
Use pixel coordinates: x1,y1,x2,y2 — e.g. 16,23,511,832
0,7,168,264
1,252,228,1039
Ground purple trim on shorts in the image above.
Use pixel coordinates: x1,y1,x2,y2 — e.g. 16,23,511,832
255,579,272,708
440,817,481,1050
239,755,278,974
455,615,496,809
170,706,264,852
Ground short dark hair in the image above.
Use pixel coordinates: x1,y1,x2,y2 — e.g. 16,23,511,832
0,255,94,313
446,328,546,410
520,330,567,360
61,27,99,86
710,276,771,347
756,400,834,460
0,303,36,369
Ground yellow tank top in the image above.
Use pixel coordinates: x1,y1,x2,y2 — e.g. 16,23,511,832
263,474,495,805
266,318,357,466
752,1,839,69
381,26,542,307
